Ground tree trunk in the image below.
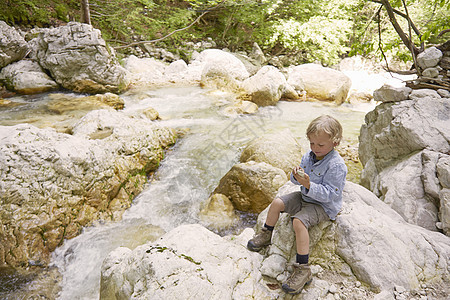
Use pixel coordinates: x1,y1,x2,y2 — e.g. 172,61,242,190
81,0,91,25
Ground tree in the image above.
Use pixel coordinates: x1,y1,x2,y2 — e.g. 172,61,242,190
81,0,91,25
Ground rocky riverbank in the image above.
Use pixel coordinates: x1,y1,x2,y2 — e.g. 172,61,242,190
1,20,449,299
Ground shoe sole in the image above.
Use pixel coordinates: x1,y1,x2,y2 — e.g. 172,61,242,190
282,279,312,294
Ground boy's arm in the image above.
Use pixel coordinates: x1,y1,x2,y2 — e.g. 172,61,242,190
304,163,347,204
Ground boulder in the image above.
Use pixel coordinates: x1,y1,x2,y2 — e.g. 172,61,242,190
221,100,258,115
240,129,303,175
122,55,167,85
0,110,176,268
100,182,450,298
259,182,450,293
242,65,297,106
287,63,351,104
417,46,443,70
197,49,249,91
199,193,238,229
100,224,276,299
372,84,412,103
0,21,30,68
0,60,59,94
213,161,287,213
34,22,129,94
359,93,450,233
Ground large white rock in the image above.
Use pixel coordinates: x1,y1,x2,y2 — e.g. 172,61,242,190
417,47,443,69
241,65,296,106
287,63,352,104
34,22,129,94
100,224,277,299
240,129,303,175
359,95,450,232
0,21,30,68
101,182,450,298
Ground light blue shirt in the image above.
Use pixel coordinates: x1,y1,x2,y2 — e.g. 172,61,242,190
290,149,347,220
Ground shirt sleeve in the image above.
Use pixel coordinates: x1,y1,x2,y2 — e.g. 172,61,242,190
304,162,347,204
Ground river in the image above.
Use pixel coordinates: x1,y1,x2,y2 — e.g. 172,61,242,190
1,70,409,298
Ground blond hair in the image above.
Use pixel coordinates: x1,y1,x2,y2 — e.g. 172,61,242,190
306,115,343,145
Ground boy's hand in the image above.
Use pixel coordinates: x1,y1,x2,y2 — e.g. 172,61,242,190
293,166,310,189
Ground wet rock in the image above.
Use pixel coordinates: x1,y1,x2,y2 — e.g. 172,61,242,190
221,100,258,115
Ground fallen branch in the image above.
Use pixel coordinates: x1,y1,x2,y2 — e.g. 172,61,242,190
113,3,222,50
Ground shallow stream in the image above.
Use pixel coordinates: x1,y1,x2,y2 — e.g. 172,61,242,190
2,85,374,299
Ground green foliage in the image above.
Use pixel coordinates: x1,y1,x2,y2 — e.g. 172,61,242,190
0,0,447,66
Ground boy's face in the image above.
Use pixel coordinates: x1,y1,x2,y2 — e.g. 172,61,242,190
308,131,336,159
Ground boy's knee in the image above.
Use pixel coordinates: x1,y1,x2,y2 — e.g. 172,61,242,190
272,197,285,209
292,218,307,231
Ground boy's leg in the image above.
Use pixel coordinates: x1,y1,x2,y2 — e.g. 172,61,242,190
247,197,284,252
282,218,312,294
282,201,328,294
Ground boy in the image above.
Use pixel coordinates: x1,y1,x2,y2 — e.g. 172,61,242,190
247,115,347,294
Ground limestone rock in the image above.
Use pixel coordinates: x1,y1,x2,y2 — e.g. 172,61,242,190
287,63,351,104
0,21,30,68
0,60,58,94
221,100,258,115
242,65,295,106
213,161,287,213
100,224,276,299
259,182,450,292
408,88,441,101
359,97,450,168
123,55,167,85
198,49,249,92
417,46,443,69
34,22,129,94
240,129,303,175
100,182,450,298
199,193,238,229
373,84,412,103
0,110,176,268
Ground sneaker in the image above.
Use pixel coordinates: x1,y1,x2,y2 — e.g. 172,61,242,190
281,263,312,294
247,227,272,251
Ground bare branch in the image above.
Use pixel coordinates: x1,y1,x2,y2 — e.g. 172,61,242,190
113,2,224,50
370,0,421,38
372,0,420,55
438,29,450,37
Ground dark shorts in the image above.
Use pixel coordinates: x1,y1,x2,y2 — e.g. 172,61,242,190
279,191,330,229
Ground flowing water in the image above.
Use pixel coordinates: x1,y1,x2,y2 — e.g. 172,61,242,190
1,85,374,299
